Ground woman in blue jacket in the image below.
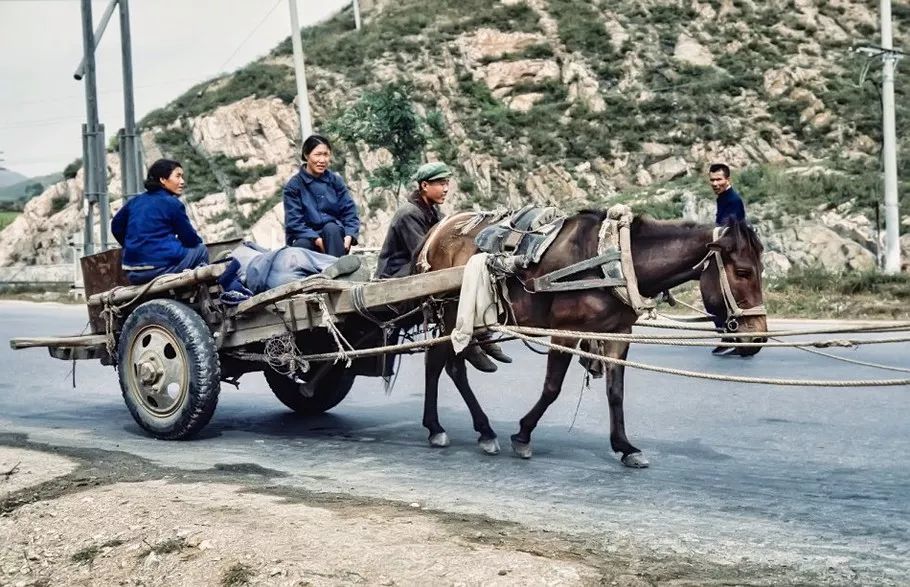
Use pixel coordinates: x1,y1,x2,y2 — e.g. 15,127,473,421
111,159,250,303
283,135,360,257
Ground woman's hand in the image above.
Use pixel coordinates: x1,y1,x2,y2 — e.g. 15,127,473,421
314,237,325,253
343,236,352,252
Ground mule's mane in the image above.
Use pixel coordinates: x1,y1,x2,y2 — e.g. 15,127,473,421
578,210,762,259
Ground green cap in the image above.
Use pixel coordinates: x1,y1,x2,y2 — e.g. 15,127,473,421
414,161,452,183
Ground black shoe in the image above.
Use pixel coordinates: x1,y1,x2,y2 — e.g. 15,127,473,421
322,255,361,279
711,338,737,356
480,341,512,364
463,345,498,373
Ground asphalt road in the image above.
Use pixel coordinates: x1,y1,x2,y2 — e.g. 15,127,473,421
2,301,908,583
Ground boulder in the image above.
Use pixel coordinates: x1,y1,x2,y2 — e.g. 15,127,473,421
647,157,689,182
478,59,560,92
456,28,545,64
673,33,714,67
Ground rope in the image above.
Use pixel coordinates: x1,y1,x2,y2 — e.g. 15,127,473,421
298,334,454,362
770,336,910,374
498,324,910,342
492,326,910,387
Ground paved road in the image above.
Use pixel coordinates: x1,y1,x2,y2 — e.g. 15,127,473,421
2,301,908,582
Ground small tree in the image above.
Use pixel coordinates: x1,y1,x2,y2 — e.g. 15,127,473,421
24,182,44,198
328,82,426,203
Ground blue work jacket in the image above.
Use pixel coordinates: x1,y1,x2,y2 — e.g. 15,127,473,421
283,168,360,245
110,188,202,268
715,187,746,226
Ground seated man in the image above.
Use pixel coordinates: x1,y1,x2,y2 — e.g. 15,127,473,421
111,158,251,304
377,162,511,372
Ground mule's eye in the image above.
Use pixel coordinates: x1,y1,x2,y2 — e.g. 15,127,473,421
735,268,752,278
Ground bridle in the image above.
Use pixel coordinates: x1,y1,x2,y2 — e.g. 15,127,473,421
694,227,766,332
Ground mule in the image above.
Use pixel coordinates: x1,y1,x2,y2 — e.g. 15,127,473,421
417,210,767,466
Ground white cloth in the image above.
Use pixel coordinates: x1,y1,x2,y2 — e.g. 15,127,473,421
452,253,501,354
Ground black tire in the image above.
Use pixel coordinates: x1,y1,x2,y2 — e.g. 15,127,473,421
264,363,355,416
117,299,220,440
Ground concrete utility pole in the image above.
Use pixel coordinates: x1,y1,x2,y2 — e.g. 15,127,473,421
79,0,105,256
288,0,314,143
118,0,142,202
353,0,362,31
75,0,143,257
880,0,902,274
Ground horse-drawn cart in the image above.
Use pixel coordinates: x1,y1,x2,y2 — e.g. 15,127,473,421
9,242,464,440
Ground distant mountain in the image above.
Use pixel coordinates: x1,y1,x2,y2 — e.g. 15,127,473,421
0,168,27,189
0,172,63,203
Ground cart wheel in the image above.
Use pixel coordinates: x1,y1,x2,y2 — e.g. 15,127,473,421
264,363,355,416
117,299,220,440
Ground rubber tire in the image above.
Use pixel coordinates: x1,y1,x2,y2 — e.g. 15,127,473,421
117,299,220,440
264,363,355,416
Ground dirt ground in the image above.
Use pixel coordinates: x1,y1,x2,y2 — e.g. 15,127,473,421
0,444,637,587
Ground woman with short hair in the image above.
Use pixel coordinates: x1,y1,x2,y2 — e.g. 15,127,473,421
111,158,250,304
283,134,360,257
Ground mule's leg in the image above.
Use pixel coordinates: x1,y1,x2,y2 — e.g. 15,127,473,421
423,343,451,447
444,356,499,455
510,337,575,459
603,340,648,468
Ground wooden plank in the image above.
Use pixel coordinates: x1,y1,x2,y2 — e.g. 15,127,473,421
235,276,353,315
10,334,108,350
330,266,463,314
86,263,226,307
221,267,464,348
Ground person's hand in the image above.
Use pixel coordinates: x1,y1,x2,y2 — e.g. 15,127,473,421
343,235,352,252
314,237,325,253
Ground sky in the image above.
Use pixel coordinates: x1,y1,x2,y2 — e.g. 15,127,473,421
0,0,350,178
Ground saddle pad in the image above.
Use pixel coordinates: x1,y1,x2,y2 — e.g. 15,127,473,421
475,206,567,264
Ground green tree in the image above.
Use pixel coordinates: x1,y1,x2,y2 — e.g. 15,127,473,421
24,182,44,198
328,82,426,202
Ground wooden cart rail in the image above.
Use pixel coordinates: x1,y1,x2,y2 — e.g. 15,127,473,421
10,266,466,352
222,266,465,347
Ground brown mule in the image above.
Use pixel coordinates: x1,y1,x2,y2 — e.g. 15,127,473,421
417,211,767,466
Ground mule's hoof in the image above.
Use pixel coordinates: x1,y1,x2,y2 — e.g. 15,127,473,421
428,432,450,448
478,437,500,455
510,438,532,459
621,452,650,468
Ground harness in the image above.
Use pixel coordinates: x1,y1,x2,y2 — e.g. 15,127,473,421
694,227,767,331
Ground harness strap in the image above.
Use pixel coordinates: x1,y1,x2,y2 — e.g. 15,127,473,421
693,246,767,329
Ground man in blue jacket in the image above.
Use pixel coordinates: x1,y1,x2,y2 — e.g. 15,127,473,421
708,163,746,226
707,162,748,355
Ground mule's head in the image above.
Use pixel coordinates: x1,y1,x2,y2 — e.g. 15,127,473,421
698,220,767,356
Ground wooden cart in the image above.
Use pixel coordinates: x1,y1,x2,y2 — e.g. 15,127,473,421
9,243,463,440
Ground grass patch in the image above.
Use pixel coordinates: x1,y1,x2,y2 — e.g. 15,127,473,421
141,63,294,129
222,562,255,586
137,537,187,558
71,539,124,564
0,211,18,230
50,194,69,214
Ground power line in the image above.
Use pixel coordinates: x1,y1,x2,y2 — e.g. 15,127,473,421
217,0,283,73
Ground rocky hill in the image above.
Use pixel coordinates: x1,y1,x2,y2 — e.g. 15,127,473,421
2,0,909,273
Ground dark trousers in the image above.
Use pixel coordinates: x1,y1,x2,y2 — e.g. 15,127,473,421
126,245,246,294
292,222,346,257
127,244,209,285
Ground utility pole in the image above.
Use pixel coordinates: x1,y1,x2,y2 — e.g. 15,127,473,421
118,0,142,202
79,0,105,256
353,0,362,31
75,0,143,257
287,0,314,143
880,0,902,274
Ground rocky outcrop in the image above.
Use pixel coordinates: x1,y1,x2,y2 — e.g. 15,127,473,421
673,33,714,67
